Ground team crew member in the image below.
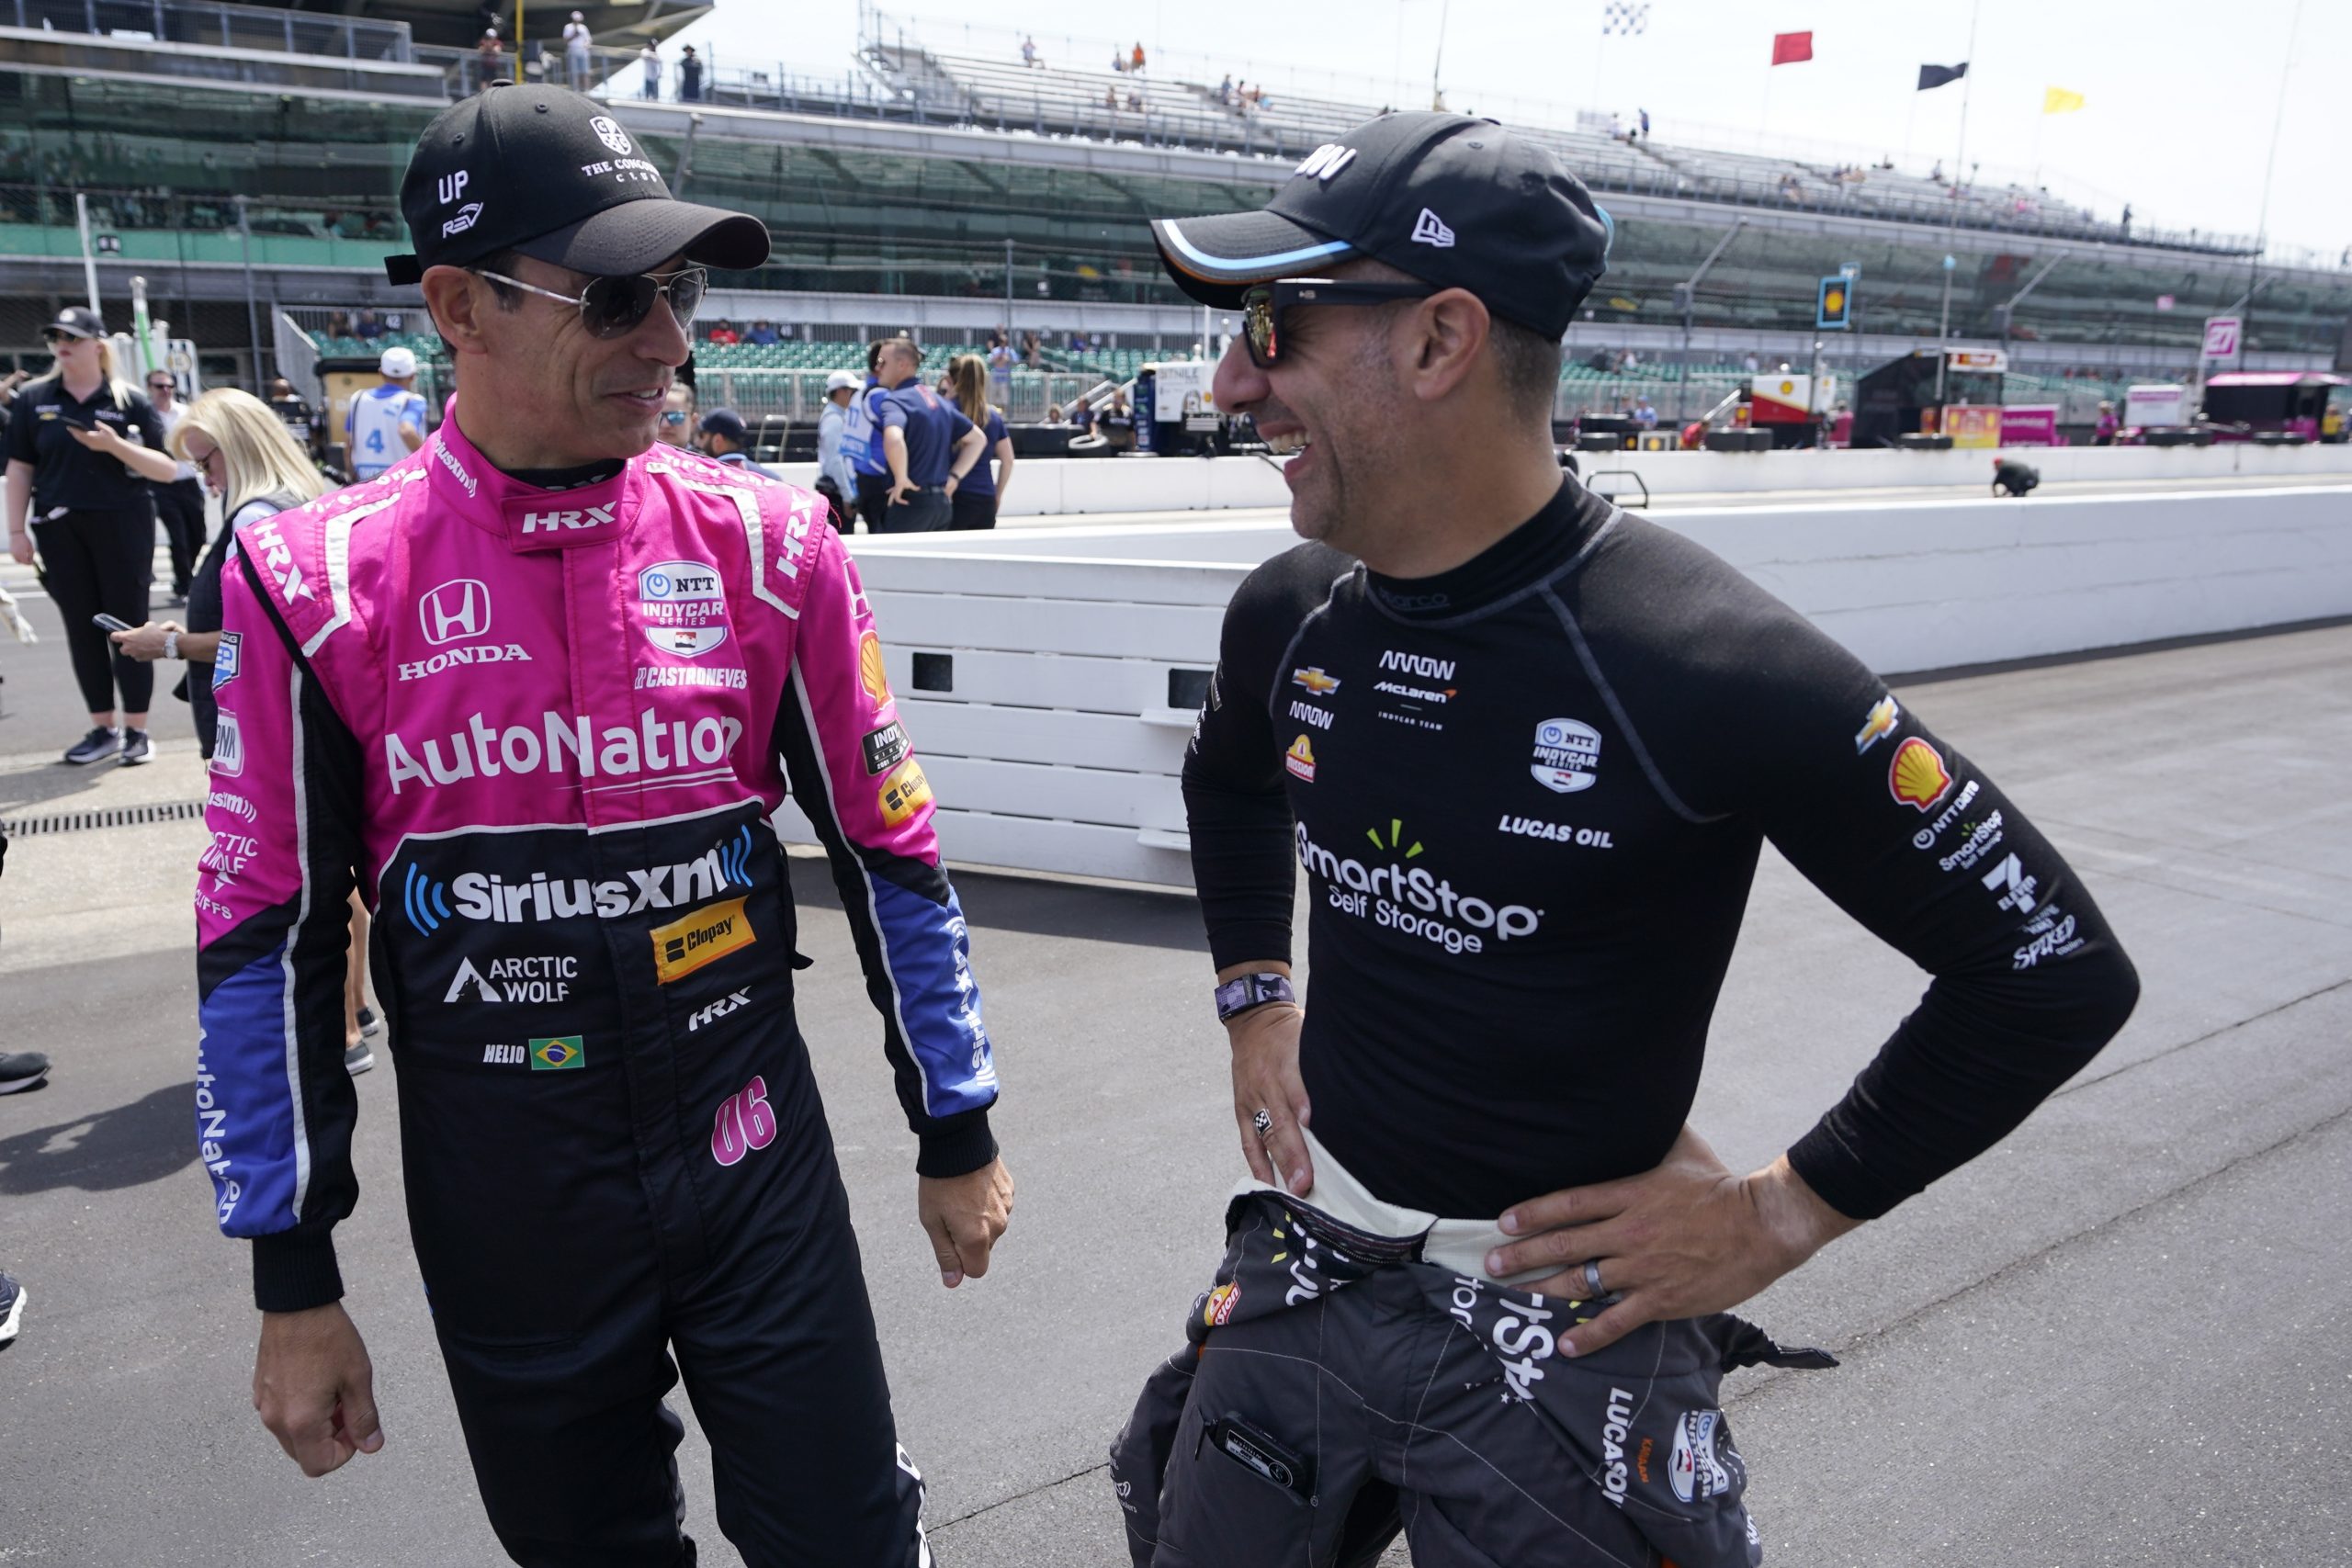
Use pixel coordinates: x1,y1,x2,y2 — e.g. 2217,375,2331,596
695,406,778,478
873,337,984,533
199,85,1013,1566
815,367,860,528
941,354,1014,530
4,307,180,765
1109,113,2141,1567
843,344,893,530
145,369,208,604
345,345,429,480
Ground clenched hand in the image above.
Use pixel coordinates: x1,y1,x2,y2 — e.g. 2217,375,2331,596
254,1303,383,1477
919,1156,1013,1288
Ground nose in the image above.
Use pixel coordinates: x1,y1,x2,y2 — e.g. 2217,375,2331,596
633,290,693,369
1211,335,1266,417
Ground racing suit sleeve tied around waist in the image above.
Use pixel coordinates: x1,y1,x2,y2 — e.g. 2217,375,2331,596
196,540,368,1312
776,520,998,1177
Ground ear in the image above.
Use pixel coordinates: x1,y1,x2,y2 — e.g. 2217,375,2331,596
1400,288,1491,406
420,266,492,358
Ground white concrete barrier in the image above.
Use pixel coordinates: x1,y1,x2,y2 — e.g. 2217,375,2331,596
779,482,2352,883
766,443,2352,514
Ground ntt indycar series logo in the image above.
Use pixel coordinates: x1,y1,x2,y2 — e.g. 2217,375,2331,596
1295,820,1541,954
401,825,756,931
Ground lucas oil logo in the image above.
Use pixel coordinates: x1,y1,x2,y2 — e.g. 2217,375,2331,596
638,560,729,657
1530,717,1600,794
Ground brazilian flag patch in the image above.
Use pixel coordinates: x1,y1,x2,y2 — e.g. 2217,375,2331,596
529,1035,585,1071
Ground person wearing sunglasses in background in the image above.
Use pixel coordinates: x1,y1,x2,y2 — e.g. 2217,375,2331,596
657,378,696,448
143,368,208,606
4,306,180,765
1109,113,2141,1567
198,84,1013,1566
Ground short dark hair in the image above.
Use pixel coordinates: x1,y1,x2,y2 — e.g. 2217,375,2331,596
428,246,525,353
1489,316,1564,427
876,335,922,367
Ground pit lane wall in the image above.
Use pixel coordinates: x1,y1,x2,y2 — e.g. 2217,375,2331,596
776,483,2352,885
769,441,2352,513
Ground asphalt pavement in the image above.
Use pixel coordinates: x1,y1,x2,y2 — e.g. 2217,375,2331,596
2,566,2348,1564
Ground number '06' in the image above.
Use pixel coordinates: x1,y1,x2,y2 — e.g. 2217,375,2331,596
711,1075,778,1167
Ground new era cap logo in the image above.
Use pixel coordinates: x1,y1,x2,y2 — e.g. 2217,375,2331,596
1294,143,1358,183
1411,209,1455,248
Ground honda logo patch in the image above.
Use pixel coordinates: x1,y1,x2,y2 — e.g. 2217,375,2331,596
420,579,492,647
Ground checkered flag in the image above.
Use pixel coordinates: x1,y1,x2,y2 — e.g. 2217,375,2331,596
1601,1,1649,35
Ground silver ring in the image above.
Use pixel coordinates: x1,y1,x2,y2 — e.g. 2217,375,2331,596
1251,1108,1274,1138
1580,1258,1604,1297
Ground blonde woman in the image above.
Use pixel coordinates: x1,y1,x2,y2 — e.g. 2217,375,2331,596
3,307,180,764
105,390,379,1068
941,353,1014,530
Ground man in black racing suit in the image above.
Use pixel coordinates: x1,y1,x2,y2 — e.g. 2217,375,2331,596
1109,111,2141,1566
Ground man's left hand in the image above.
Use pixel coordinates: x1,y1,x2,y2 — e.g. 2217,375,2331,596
917,1156,1013,1289
1482,1124,1858,1357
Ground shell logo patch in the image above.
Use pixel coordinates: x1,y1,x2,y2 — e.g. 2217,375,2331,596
1283,735,1317,783
1888,737,1953,811
859,630,893,712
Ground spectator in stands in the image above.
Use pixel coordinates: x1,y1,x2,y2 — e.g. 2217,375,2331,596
1069,397,1096,436
1127,88,1144,113
745,320,781,345
1634,396,1657,430
943,354,1014,530
679,45,702,103
1043,403,1066,424
658,381,695,448
1219,73,1234,104
695,409,775,477
1743,351,1760,373
1022,35,1039,68
1105,85,1120,110
476,30,504,93
354,309,384,342
816,368,859,529
707,319,741,346
1131,41,1146,73
1112,49,1127,73
873,335,983,533
144,369,205,606
640,40,662,100
1097,385,1136,451
4,307,179,767
562,11,592,90
1639,107,1651,139
987,337,1014,401
1022,331,1042,367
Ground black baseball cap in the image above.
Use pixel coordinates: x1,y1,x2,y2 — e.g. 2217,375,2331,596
385,83,769,287
696,408,749,444
1148,112,1612,340
44,306,105,339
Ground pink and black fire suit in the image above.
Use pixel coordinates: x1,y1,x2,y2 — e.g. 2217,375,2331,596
196,409,994,1564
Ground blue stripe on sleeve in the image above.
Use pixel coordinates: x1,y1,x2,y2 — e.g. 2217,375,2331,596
868,876,999,1119
195,947,303,1238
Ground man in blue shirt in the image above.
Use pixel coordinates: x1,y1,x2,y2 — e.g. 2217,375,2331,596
695,407,778,479
873,337,982,534
345,346,430,481
842,344,895,532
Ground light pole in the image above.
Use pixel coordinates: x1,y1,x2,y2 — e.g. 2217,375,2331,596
1935,0,1983,407
232,195,263,388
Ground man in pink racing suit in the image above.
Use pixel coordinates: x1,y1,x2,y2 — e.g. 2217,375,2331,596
196,84,1013,1566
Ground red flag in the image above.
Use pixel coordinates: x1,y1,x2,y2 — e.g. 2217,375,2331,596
1771,30,1813,65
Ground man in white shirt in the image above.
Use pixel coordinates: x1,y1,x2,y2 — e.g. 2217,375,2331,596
817,367,860,529
640,41,662,99
561,11,591,90
345,346,428,482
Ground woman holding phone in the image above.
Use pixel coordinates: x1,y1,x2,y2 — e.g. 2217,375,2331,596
108,391,377,1071
2,307,178,764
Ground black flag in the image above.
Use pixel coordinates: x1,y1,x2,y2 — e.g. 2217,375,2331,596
1917,62,1968,91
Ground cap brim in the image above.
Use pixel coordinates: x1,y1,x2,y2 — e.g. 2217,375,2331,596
1148,209,1359,310
517,197,772,277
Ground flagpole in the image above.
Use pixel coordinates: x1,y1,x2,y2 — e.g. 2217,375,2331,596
1936,0,1982,405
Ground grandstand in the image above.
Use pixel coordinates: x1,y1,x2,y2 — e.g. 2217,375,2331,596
0,0,2344,429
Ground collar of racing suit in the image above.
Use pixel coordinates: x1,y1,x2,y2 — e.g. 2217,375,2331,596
425,407,645,555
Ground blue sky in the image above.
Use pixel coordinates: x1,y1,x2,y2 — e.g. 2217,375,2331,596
658,0,2345,260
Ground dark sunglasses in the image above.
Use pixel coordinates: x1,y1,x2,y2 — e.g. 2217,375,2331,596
148,378,174,389
1239,278,1442,368
470,265,709,340
42,328,93,344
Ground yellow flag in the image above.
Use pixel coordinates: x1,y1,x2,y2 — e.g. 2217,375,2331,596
2043,86,2086,114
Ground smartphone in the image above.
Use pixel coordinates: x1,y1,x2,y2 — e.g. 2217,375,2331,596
93,613,132,634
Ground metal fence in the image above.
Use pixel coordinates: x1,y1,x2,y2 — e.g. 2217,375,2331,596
4,0,411,60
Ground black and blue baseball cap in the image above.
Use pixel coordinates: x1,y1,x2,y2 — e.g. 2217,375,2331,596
1148,111,1611,339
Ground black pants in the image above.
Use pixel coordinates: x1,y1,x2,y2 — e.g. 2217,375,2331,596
853,473,893,534
153,479,208,593
33,505,155,716
948,490,999,531
877,490,951,534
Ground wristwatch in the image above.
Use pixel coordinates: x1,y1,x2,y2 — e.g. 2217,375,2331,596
1215,972,1295,1023
164,630,180,660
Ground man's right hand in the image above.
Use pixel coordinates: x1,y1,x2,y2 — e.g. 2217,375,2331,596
254,1303,383,1477
1229,1001,1313,1195
7,532,30,567
886,479,914,507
